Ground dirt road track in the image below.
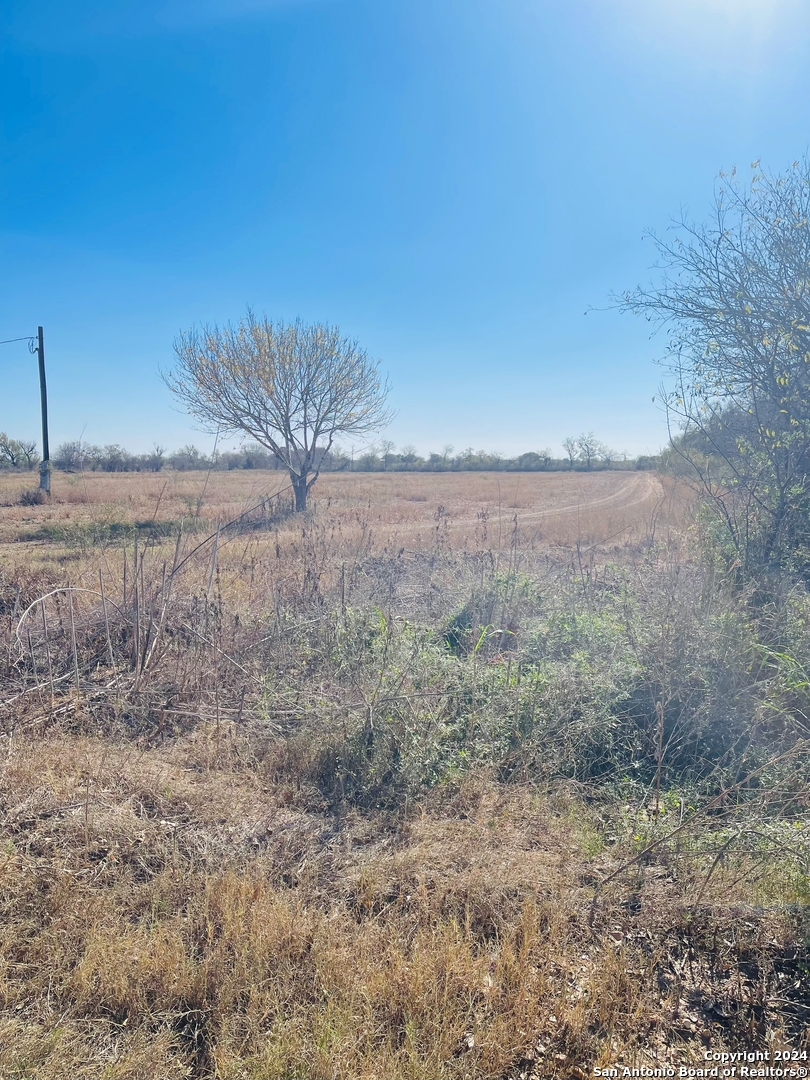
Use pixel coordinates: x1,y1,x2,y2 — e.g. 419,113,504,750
511,471,662,523
441,472,663,528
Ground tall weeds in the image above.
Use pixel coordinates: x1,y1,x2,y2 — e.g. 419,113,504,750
0,471,807,1074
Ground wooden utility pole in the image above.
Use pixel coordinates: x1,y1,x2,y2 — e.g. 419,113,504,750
36,326,50,493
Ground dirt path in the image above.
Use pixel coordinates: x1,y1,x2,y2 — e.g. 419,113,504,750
511,470,661,523
438,472,661,527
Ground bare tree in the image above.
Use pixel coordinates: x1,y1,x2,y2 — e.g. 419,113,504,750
379,439,396,470
0,433,21,468
146,444,166,472
598,444,619,467
54,440,90,472
562,436,579,468
165,313,393,511
16,439,39,469
0,434,40,470
618,158,810,576
576,432,604,469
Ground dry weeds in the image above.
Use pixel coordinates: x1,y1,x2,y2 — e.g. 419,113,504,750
0,467,684,554
0,469,806,1077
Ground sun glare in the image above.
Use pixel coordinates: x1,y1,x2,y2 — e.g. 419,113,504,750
606,0,799,68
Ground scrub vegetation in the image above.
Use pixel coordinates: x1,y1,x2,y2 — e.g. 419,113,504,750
0,465,808,1077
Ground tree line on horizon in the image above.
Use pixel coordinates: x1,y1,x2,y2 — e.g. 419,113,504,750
0,433,657,475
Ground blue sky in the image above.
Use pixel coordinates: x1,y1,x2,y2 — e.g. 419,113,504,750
2,0,810,458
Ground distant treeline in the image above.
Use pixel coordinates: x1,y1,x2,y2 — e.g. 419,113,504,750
0,434,660,474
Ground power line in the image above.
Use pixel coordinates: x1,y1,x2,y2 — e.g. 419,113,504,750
0,336,36,345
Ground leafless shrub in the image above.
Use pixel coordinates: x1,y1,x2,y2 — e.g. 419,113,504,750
18,487,47,506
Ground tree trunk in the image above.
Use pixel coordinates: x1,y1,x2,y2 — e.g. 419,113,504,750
292,474,308,512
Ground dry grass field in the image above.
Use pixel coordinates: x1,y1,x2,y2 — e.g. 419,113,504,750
0,468,807,1078
0,466,675,554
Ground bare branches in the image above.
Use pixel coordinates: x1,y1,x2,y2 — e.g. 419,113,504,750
618,158,810,576
0,432,39,470
165,314,393,510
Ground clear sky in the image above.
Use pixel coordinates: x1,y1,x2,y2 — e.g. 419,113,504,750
3,0,810,459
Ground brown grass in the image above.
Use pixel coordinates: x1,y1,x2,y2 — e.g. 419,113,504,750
0,467,685,551
0,468,805,1077
1,733,801,1078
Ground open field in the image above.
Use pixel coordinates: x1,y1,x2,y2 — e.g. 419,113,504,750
0,466,674,552
0,469,808,1077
